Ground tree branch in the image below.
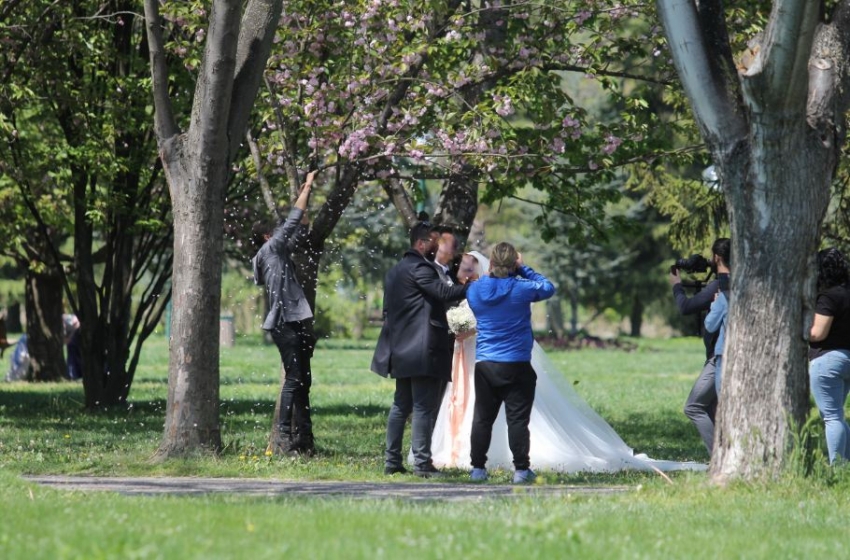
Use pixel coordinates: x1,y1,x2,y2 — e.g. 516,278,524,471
142,0,179,140
656,0,747,146
188,0,241,159
745,0,820,111
383,178,419,228
227,0,284,162
246,129,281,219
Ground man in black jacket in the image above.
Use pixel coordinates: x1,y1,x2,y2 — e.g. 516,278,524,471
670,238,730,455
371,221,467,477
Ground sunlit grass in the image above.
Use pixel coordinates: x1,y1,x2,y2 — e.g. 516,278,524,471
0,334,711,480
2,335,850,558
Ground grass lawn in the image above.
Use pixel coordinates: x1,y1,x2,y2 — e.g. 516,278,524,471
1,335,848,559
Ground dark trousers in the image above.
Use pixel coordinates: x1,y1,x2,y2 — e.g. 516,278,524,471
470,360,536,471
385,376,442,470
271,321,315,444
683,357,717,454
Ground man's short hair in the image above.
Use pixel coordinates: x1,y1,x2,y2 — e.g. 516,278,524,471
252,219,277,249
712,238,731,267
409,220,435,246
490,242,518,278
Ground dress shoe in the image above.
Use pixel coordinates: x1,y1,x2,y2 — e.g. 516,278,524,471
413,464,445,479
384,465,408,475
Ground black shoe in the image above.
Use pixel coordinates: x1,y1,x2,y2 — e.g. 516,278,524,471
413,464,445,479
384,465,408,475
296,433,316,457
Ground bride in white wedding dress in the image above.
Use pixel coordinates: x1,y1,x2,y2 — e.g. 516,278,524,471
429,250,705,473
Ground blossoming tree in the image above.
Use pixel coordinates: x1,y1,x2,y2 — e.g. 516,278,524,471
146,0,692,456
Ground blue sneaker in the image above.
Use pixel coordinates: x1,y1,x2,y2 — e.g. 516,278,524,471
512,469,537,484
470,467,488,482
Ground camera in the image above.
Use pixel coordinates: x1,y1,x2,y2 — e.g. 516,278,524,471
671,254,711,275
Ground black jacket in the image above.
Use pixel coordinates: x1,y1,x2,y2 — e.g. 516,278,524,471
673,277,721,359
371,250,467,380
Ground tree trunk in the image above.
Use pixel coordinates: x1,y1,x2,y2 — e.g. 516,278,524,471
433,172,478,238
546,297,565,339
157,163,226,456
629,294,643,338
6,301,22,333
24,267,65,382
711,120,830,481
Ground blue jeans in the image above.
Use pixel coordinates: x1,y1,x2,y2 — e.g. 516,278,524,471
810,349,850,464
714,356,723,396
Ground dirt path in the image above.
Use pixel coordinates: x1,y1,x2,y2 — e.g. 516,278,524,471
24,475,628,501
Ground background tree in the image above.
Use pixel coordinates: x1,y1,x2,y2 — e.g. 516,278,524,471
657,0,850,480
0,1,174,398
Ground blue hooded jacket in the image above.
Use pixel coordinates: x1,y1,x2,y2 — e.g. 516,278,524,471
467,265,555,363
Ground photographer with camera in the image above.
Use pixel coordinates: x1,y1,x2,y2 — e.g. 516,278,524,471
668,238,730,455
704,244,731,395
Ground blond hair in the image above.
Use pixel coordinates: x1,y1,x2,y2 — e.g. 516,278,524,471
490,242,518,278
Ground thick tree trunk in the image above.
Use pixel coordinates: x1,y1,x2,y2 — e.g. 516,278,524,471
157,163,226,456
6,302,22,333
24,267,65,382
433,173,478,238
711,121,831,480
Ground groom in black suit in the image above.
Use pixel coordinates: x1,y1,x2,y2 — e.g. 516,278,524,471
371,221,467,477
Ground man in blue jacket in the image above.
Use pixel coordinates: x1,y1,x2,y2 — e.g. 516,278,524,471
467,242,555,483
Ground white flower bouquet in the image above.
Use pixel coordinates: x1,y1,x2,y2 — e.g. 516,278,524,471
446,300,477,335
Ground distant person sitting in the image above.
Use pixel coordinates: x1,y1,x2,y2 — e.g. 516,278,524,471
63,314,82,380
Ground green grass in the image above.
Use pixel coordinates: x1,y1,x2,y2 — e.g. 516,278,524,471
1,335,847,559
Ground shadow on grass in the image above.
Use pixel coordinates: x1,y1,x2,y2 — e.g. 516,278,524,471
1,387,706,466
607,409,709,463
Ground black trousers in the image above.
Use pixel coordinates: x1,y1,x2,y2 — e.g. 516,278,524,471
271,321,316,442
470,360,536,471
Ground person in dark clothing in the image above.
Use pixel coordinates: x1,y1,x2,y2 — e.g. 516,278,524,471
371,221,468,477
669,238,730,455
809,247,850,464
252,170,317,456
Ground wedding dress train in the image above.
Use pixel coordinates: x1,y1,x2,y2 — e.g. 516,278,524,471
430,336,705,472
425,249,704,473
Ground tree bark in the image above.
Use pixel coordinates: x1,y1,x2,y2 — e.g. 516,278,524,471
657,0,847,480
157,157,226,455
712,118,830,480
24,267,65,382
145,0,283,457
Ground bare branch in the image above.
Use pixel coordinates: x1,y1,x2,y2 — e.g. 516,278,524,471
656,0,747,146
383,178,419,228
142,0,179,140
246,129,281,219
